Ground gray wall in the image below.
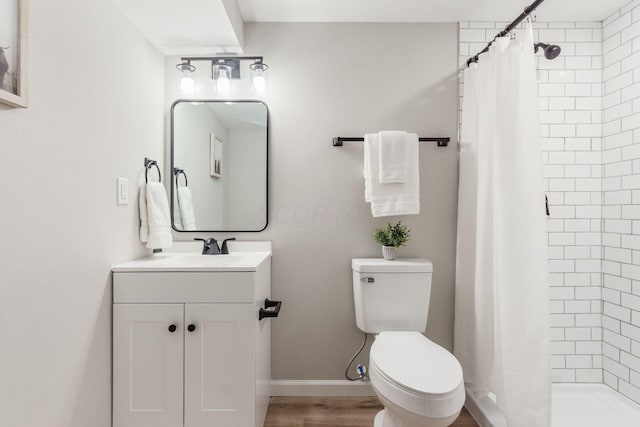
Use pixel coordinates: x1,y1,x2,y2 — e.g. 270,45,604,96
169,22,459,380
226,129,267,229
253,23,459,379
0,0,165,425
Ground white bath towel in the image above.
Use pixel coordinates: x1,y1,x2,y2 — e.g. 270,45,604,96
364,134,373,203
139,184,149,242
364,132,420,217
173,189,183,230
140,182,173,250
177,187,197,231
379,130,410,183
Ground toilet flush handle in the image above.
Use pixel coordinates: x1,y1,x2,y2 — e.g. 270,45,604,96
361,277,375,283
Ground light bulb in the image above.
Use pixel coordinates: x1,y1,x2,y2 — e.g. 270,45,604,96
180,73,195,95
176,61,196,95
216,68,231,94
250,62,269,94
252,75,267,93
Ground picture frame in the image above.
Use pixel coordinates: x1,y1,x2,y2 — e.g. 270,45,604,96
0,0,28,108
210,133,223,178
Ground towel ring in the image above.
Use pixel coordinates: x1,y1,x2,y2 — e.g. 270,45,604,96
174,168,188,188
144,158,161,183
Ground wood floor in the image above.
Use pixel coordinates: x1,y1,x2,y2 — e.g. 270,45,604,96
264,397,479,427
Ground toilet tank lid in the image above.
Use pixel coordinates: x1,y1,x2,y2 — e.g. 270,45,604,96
352,258,433,273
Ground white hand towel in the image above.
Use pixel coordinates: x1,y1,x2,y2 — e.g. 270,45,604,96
173,189,183,230
139,185,149,243
364,132,420,217
177,187,197,231
379,130,409,183
145,182,173,250
364,133,375,203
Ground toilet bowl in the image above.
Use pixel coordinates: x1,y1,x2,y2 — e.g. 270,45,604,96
351,258,465,427
368,332,465,427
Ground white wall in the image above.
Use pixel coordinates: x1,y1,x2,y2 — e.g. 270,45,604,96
173,103,227,229
0,0,165,425
166,23,459,380
537,22,605,385
601,0,640,404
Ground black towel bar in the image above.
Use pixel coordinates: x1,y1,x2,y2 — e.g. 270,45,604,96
332,137,450,147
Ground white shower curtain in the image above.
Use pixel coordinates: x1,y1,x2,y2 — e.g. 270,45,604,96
454,19,551,427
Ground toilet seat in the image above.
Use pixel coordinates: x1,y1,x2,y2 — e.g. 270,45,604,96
369,332,465,420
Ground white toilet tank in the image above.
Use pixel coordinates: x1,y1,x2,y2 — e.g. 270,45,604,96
352,258,433,333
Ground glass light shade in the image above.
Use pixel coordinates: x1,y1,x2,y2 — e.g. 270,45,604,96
250,63,269,93
215,67,231,94
180,72,195,95
176,61,196,95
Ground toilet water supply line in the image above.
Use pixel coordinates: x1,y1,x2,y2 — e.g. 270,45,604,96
345,332,370,381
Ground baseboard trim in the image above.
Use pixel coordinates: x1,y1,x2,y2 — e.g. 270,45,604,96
464,386,505,427
271,380,376,396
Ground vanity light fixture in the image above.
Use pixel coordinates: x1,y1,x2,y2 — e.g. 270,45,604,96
213,63,233,94
176,56,269,95
250,61,269,93
176,60,196,95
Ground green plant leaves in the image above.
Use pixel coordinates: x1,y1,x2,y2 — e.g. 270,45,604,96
372,221,410,248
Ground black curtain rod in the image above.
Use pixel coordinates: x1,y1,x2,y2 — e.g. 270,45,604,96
467,0,545,66
333,137,450,147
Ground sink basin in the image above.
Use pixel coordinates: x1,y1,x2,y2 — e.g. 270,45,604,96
111,242,272,272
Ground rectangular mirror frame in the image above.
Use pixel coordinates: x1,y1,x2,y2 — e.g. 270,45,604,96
170,99,269,232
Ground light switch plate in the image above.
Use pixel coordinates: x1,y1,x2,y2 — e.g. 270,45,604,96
117,177,129,206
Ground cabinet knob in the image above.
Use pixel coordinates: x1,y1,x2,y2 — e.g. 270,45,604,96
187,324,196,332
168,324,177,333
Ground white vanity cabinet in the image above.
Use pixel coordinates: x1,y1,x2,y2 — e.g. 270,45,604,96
111,246,273,427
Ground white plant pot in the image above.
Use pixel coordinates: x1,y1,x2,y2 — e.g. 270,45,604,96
382,246,396,260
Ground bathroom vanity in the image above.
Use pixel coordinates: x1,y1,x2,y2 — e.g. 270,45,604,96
111,242,274,427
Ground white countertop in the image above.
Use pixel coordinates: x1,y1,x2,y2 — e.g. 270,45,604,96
112,241,272,272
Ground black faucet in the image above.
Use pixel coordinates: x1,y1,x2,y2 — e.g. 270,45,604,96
194,238,221,255
194,237,236,255
221,238,236,255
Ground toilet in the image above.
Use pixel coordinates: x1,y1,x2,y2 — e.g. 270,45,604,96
352,258,465,427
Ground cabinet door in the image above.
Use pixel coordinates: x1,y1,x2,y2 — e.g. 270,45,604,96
184,303,254,427
113,304,184,427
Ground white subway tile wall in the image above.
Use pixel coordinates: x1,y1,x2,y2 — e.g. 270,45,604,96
460,0,640,405
602,0,640,404
459,20,605,388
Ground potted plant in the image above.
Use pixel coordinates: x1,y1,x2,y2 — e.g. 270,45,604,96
372,221,410,260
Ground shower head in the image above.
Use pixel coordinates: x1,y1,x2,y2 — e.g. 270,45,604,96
535,42,562,60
